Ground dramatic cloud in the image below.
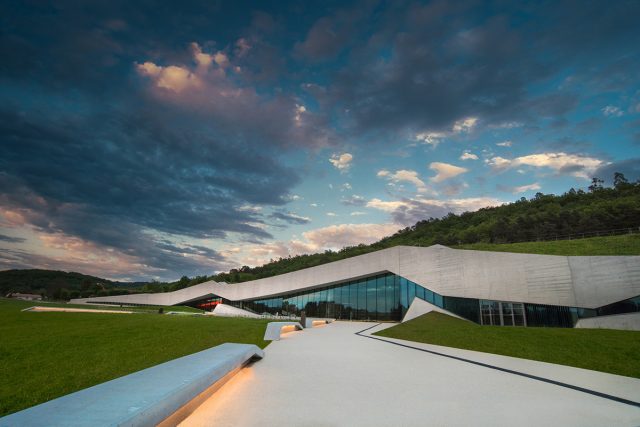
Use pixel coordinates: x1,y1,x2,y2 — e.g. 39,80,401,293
341,195,367,206
377,169,429,193
429,162,469,183
229,222,399,266
452,117,478,133
460,152,479,161
269,211,311,225
497,183,542,194
496,140,512,147
602,105,624,117
486,152,608,179
0,234,26,244
329,153,353,172
136,62,201,93
367,196,503,226
414,131,448,147
415,117,478,147
1,1,637,280
594,158,640,184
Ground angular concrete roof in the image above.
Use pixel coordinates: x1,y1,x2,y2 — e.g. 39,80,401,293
71,245,640,309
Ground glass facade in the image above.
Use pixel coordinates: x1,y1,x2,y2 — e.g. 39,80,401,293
229,273,436,321
597,295,640,317
221,272,640,328
479,300,526,326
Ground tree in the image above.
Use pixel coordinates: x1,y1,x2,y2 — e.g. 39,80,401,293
613,172,628,189
588,177,604,192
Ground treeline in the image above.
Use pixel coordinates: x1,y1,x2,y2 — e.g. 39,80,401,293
0,269,134,300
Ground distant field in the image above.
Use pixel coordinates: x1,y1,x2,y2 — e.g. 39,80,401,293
454,233,640,255
375,312,640,378
0,298,270,417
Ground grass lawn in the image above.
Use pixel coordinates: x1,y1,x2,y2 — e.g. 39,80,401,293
30,301,203,314
375,312,640,378
453,233,640,255
0,298,271,417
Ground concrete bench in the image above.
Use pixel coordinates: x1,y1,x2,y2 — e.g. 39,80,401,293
0,343,264,427
304,318,334,328
264,321,303,340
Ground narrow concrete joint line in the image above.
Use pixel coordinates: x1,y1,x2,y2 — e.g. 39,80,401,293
355,324,640,409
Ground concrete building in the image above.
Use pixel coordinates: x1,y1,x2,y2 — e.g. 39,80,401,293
71,245,640,328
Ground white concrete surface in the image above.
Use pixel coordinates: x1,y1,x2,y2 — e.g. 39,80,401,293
22,306,133,314
212,303,261,318
180,322,640,427
576,312,640,331
70,245,640,310
402,297,467,322
263,322,304,340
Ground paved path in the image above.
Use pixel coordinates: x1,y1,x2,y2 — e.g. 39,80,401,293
180,322,640,427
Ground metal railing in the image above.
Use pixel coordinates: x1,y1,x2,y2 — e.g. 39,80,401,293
503,226,640,244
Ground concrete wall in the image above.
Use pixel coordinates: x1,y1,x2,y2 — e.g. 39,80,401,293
402,297,467,323
575,312,640,331
71,245,640,309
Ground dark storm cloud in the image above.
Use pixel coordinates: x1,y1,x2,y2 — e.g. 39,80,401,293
269,211,311,225
594,159,640,184
0,234,25,243
294,1,376,61
0,1,318,278
317,1,640,137
1,0,639,278
0,106,295,239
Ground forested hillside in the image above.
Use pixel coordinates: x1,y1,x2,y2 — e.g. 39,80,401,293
0,270,137,300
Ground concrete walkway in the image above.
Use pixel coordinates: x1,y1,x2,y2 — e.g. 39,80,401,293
180,322,640,427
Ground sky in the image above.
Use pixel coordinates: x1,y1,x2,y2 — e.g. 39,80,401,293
1,1,639,281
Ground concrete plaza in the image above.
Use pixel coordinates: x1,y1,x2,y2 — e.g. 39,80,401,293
181,322,640,427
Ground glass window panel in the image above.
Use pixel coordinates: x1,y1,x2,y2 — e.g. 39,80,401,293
407,280,416,307
390,274,400,320
309,291,318,317
425,288,434,304
385,274,396,321
400,277,409,316
326,287,334,318
318,289,327,318
367,277,377,320
358,279,367,319
349,281,358,319
434,292,444,308
376,276,386,317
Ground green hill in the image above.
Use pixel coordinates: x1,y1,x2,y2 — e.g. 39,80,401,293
0,269,134,300
455,234,640,256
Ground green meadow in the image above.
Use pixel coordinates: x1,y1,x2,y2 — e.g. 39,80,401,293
0,298,270,416
375,312,640,378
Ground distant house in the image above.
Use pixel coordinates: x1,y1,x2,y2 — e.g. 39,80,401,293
7,293,42,301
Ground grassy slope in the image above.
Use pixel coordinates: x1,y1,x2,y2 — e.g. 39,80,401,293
375,312,640,379
0,298,271,416
454,233,640,256
28,301,203,314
